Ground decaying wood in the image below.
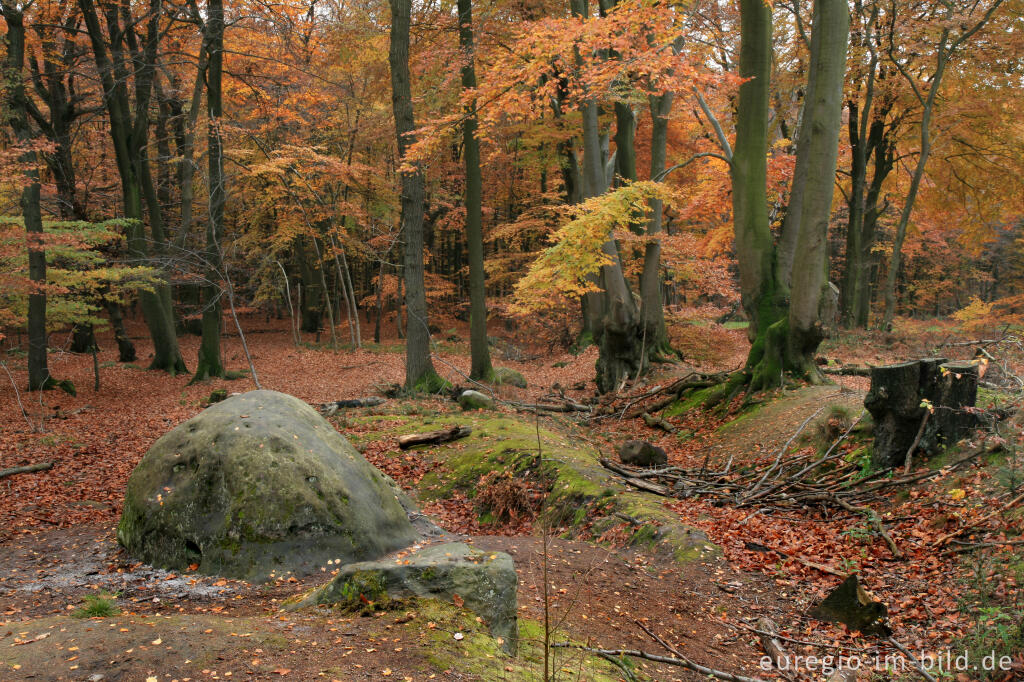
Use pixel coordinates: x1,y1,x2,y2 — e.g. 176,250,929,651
0,461,53,480
642,411,676,433
903,410,930,474
397,425,472,449
756,618,787,670
319,397,387,415
821,365,872,376
600,460,672,495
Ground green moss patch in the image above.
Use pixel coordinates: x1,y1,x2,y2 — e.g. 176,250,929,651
407,600,636,681
343,410,716,565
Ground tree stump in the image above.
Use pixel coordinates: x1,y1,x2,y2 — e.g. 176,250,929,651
865,358,979,469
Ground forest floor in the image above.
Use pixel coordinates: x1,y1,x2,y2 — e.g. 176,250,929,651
1,315,1022,680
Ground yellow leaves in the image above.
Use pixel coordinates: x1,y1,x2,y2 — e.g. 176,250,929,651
950,488,967,501
512,182,674,314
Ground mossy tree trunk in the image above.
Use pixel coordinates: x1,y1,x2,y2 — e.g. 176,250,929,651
457,0,493,382
729,0,848,393
390,0,443,391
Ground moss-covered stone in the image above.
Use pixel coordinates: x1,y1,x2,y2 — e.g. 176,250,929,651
458,390,495,411
493,367,527,388
117,390,420,581
300,542,518,654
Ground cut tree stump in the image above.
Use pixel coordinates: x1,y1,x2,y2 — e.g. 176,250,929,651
397,425,472,450
864,358,979,469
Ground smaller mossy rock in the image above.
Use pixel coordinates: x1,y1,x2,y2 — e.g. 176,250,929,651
117,390,420,581
492,367,527,389
300,542,518,654
808,574,891,637
458,389,495,411
618,440,667,467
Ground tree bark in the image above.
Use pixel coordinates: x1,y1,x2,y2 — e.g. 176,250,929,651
390,0,442,391
78,0,186,374
191,0,226,382
2,2,50,390
785,0,849,378
457,0,494,381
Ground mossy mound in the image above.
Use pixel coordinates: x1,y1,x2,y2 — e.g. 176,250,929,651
117,390,420,581
492,367,527,388
345,411,716,564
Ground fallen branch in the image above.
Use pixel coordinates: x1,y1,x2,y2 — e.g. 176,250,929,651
940,538,1024,556
320,397,387,415
886,636,938,682
833,496,903,559
555,642,766,682
397,425,472,450
642,412,676,433
821,366,872,377
903,411,930,474
756,618,787,670
0,462,53,480
931,490,1024,547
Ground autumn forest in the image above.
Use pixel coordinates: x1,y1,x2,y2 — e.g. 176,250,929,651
2,0,1024,678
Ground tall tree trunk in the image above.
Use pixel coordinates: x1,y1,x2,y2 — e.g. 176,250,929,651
390,0,442,391
191,0,226,382
731,0,785,391
457,0,494,381
2,2,50,390
639,92,673,355
786,0,850,377
78,0,186,374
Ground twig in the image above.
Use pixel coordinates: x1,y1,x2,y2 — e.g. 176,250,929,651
903,411,930,474
886,636,937,682
931,491,1024,547
552,643,767,682
833,496,903,559
1,360,36,431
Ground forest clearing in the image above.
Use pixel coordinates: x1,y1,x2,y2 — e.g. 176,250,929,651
2,0,1024,678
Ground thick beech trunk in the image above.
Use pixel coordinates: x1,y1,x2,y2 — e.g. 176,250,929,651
639,92,673,356
457,0,494,382
390,0,442,391
785,0,849,378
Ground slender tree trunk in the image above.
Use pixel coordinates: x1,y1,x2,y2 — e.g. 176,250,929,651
191,0,226,382
882,38,949,329
457,0,493,381
390,0,442,390
78,0,186,374
2,2,50,390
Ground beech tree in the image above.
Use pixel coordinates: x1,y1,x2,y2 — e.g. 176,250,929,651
726,0,849,391
389,0,443,391
2,0,49,390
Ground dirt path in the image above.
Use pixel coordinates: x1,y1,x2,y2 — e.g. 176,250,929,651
1,525,775,681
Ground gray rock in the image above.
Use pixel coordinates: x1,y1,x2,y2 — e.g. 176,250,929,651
300,542,518,654
618,440,667,467
458,389,494,411
117,390,419,581
493,367,527,388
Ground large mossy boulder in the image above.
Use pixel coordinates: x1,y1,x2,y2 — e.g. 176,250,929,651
298,542,518,654
117,390,420,581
